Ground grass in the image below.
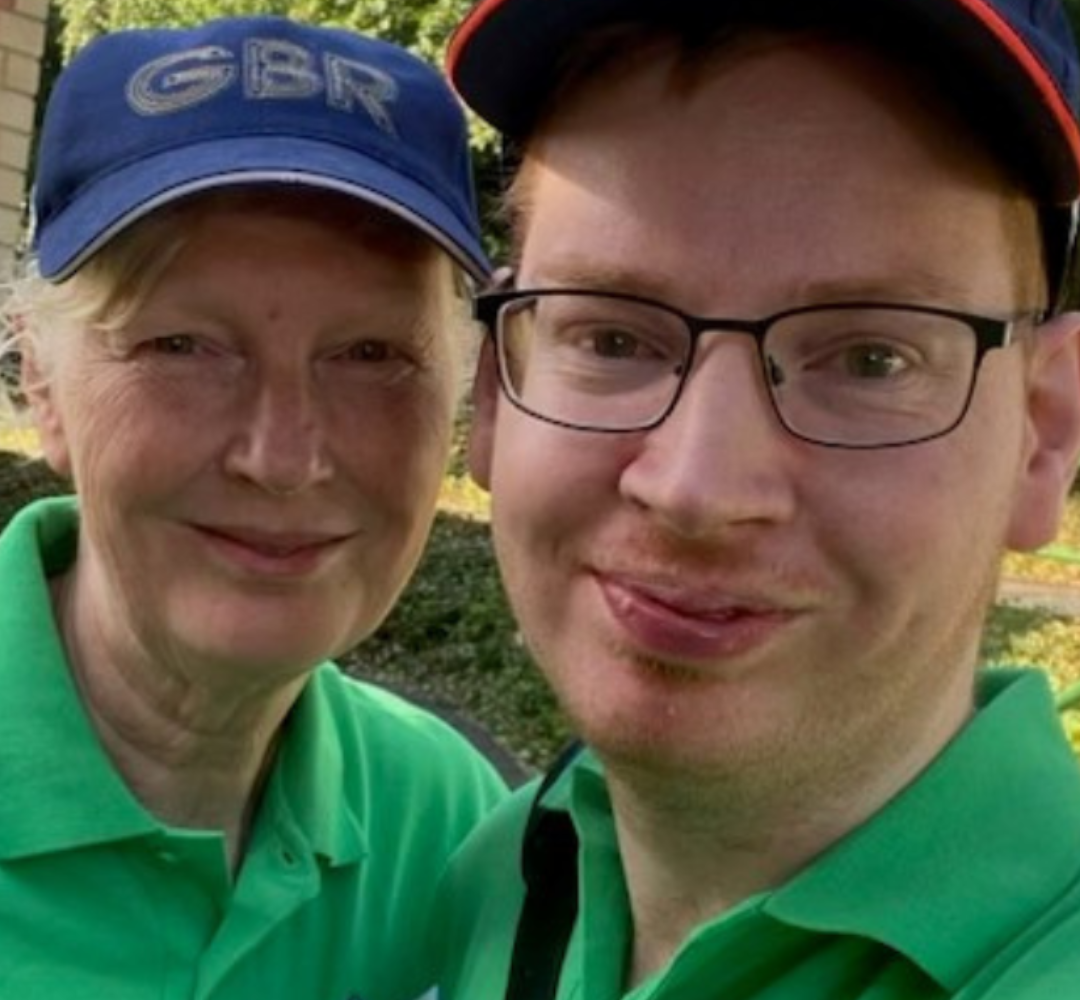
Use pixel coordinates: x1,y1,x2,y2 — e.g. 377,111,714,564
982,607,1080,752
1003,499,1080,588
343,476,569,774
994,496,1080,754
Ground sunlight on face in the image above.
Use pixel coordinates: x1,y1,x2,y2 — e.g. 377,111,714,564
30,189,468,694
478,37,1060,808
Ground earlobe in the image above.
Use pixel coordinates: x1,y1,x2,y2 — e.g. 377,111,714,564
468,340,499,491
21,348,73,479
1006,312,1080,551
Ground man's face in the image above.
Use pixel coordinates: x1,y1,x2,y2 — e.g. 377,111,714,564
471,38,1079,797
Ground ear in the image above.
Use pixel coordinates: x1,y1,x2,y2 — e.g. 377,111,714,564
1006,311,1080,551
468,339,500,491
21,348,73,479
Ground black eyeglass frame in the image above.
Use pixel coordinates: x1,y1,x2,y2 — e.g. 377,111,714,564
474,288,1046,450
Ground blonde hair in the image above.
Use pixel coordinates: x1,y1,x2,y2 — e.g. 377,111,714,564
1,187,481,429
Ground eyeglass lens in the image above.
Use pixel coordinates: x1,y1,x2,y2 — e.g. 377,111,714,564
495,294,983,447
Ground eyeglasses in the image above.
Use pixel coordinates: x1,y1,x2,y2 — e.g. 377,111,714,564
474,288,1045,449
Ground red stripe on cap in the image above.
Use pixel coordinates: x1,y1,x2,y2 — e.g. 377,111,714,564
446,0,1080,201
957,0,1080,197
446,0,509,81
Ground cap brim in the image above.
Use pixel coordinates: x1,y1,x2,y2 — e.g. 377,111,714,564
37,135,491,281
447,0,1080,203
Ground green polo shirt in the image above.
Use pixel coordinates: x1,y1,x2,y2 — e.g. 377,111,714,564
0,497,507,1000
433,669,1080,999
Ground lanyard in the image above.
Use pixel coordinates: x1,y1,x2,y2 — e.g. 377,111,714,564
504,742,584,1000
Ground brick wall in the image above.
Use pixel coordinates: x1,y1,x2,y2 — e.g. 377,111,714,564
0,0,48,280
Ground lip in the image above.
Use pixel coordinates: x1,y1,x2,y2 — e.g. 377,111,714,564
597,573,798,663
194,524,353,579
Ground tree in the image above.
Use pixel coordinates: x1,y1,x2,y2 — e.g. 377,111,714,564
1066,0,1080,42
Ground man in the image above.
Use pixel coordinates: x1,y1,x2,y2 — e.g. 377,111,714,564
431,0,1080,997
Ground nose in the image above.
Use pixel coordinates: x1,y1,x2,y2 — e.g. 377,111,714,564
619,337,797,539
224,363,333,496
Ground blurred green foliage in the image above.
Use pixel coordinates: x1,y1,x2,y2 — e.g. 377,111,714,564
981,606,1080,754
341,509,571,772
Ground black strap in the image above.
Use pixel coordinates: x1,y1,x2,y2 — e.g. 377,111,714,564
504,741,584,1000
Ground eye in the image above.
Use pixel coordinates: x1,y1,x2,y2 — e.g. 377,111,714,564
147,333,200,356
334,339,407,364
782,327,924,383
840,342,910,379
344,340,393,362
530,296,687,367
587,326,652,359
326,335,427,387
551,320,678,365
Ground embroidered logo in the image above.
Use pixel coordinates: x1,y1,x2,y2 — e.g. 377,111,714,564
126,36,399,134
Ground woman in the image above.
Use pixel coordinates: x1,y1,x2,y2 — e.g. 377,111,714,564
0,15,504,1000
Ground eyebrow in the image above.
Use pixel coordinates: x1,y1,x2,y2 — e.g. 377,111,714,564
518,260,686,303
519,259,1001,313
787,270,993,308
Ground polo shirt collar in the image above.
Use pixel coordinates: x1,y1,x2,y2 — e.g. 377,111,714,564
0,498,159,858
557,669,1080,993
769,669,1080,990
267,665,366,867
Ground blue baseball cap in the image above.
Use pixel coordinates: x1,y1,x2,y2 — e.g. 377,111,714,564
448,0,1080,207
32,15,490,281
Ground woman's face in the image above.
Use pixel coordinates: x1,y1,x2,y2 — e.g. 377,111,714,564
30,192,461,690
